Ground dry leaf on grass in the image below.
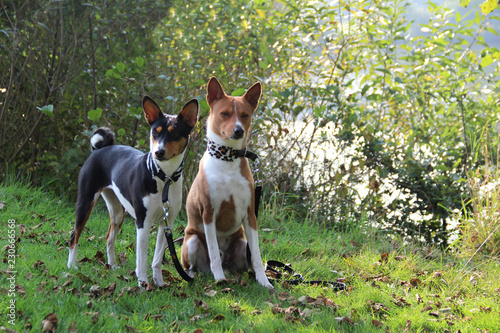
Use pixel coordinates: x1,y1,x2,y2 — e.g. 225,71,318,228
41,313,58,333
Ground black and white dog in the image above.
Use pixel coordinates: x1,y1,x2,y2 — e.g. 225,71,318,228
67,96,198,287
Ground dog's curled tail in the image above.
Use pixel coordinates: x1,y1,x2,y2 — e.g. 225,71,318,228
90,127,115,150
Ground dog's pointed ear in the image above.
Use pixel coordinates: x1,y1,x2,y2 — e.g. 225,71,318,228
143,96,164,125
178,98,199,128
207,77,226,106
243,82,262,109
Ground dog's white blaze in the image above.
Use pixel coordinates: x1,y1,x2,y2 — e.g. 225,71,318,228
110,182,136,219
90,133,104,149
234,101,243,129
203,221,226,280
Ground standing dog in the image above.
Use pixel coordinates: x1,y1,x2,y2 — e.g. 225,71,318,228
181,77,273,289
67,96,198,287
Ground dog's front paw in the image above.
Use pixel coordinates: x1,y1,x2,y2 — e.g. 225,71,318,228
67,263,78,270
213,272,226,281
153,276,165,287
257,275,274,290
138,280,154,291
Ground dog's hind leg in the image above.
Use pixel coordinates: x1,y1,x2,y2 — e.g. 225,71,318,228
102,188,125,268
181,233,210,277
68,191,100,269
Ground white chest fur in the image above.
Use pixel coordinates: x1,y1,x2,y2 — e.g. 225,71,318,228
203,152,251,236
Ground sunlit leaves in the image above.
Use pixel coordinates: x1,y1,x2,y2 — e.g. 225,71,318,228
480,0,498,14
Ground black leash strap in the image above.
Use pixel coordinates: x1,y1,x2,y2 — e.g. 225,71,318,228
164,227,193,282
264,260,346,291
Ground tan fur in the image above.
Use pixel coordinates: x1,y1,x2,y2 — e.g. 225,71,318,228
164,137,187,160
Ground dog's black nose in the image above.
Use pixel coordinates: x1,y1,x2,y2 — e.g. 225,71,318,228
233,126,244,139
155,149,166,159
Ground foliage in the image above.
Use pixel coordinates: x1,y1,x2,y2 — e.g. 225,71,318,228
460,125,500,256
461,0,500,15
0,0,172,194
2,180,500,332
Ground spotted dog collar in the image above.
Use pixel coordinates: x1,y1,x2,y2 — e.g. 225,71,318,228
207,140,258,162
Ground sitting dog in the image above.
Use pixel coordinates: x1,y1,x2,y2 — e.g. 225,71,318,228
67,96,199,287
181,77,273,289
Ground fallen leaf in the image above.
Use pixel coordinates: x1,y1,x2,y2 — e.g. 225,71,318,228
421,305,433,312
205,289,217,297
251,310,262,315
0,201,5,209
350,239,360,247
404,320,411,332
215,278,237,286
410,278,421,288
380,252,389,262
479,306,492,313
194,299,210,312
229,303,244,315
285,306,300,316
15,285,26,295
125,325,138,333
210,314,225,323
301,248,310,255
42,313,58,333
76,272,94,284
102,282,116,296
68,321,77,332
32,260,45,268
85,312,99,324
334,317,355,325
372,319,383,327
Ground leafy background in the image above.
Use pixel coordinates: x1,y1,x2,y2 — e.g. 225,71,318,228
1,0,499,249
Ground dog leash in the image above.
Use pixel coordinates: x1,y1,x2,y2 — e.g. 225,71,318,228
245,186,346,292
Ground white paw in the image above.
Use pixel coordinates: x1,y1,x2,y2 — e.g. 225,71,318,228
257,275,274,289
213,272,226,281
186,268,195,278
153,277,165,287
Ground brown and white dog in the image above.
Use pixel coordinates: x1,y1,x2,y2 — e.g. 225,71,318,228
181,77,273,289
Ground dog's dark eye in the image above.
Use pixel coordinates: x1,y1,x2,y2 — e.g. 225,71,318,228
241,114,249,119
221,112,230,117
152,130,158,138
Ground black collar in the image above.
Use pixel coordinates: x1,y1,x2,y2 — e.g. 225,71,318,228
207,140,258,162
146,153,184,183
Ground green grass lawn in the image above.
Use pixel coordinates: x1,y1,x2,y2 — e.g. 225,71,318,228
1,181,499,332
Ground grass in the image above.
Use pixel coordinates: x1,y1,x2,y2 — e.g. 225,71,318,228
1,181,499,333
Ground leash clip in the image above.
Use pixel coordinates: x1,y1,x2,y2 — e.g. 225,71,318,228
163,201,170,222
